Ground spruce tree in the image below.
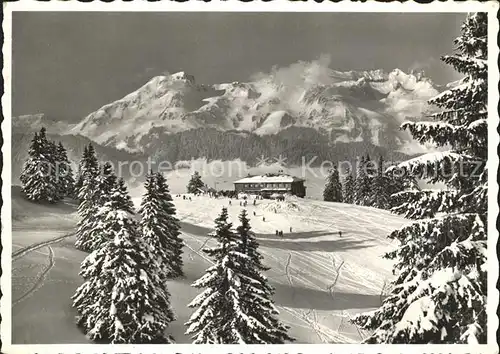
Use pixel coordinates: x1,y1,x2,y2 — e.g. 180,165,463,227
323,165,343,202
354,155,372,205
77,175,135,252
342,166,355,204
75,144,102,252
77,144,99,198
139,172,184,280
96,162,118,205
20,127,60,203
46,139,64,202
55,141,75,198
72,185,175,343
117,178,135,214
186,171,205,194
74,146,87,195
234,210,294,343
75,169,100,252
371,155,391,210
352,13,488,343
185,208,248,343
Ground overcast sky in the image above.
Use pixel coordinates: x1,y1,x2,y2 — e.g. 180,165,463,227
13,12,465,122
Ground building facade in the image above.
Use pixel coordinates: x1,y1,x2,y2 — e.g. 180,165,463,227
233,174,306,198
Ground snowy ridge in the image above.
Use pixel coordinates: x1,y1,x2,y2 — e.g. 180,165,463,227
61,60,440,154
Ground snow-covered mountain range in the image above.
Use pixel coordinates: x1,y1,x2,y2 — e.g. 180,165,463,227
13,62,442,170
67,67,438,154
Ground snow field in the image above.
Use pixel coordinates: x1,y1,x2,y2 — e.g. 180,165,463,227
134,193,407,342
12,186,407,343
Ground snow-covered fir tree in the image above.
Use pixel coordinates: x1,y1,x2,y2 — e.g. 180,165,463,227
354,155,373,205
352,13,488,344
386,163,421,210
74,147,87,195
186,171,205,194
20,128,59,203
117,178,135,214
77,175,135,252
342,166,356,204
46,139,65,202
72,185,175,343
323,165,343,202
55,141,75,198
76,144,99,200
75,144,101,252
371,155,392,210
96,162,118,205
75,169,100,252
139,171,184,280
185,208,251,343
233,210,294,343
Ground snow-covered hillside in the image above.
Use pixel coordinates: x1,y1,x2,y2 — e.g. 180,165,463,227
66,60,439,154
12,185,407,344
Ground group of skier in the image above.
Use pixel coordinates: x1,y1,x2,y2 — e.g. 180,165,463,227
185,193,344,239
275,226,293,238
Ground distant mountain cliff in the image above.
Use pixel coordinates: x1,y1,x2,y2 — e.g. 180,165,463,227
66,66,438,155
13,62,441,173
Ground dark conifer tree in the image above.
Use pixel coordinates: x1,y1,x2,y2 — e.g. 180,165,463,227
55,141,75,198
371,155,391,209
117,178,135,214
20,127,59,203
139,171,184,280
75,144,101,251
354,155,372,205
352,13,488,343
185,208,246,343
234,210,293,343
72,184,175,343
342,166,356,204
96,162,118,205
186,171,205,194
323,165,343,202
74,146,88,195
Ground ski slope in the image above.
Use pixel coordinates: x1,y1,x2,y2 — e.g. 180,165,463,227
160,194,407,343
11,186,408,344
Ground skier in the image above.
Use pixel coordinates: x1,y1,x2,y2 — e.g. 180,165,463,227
290,226,292,233
279,230,283,238
276,230,279,236
229,200,232,206
253,199,256,206
339,231,342,238
263,216,265,222
253,211,256,216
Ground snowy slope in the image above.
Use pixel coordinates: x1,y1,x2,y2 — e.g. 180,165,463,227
12,184,407,344
64,60,439,154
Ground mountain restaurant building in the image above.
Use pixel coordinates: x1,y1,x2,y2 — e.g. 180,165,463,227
233,174,306,198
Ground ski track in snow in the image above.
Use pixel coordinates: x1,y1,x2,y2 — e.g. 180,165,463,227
181,232,354,343
12,191,407,344
13,246,55,307
12,232,75,261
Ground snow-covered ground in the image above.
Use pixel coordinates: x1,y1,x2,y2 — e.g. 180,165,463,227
12,185,408,344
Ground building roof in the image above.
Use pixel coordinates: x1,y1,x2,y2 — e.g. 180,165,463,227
233,174,305,184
